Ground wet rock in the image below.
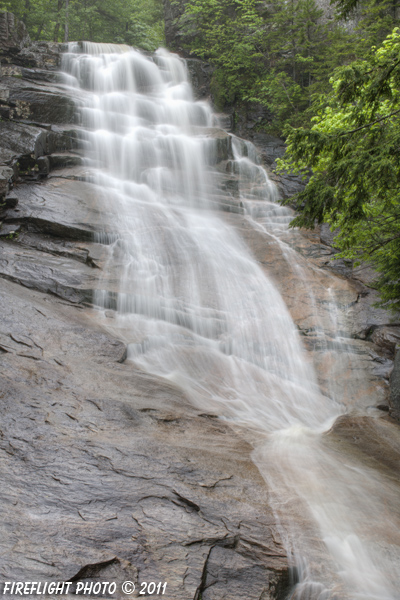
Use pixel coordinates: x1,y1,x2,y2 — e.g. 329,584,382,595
1,21,399,596
186,58,214,100
4,194,18,209
244,133,305,200
252,133,286,166
273,171,305,200
390,349,400,420
351,290,397,340
351,262,379,287
0,12,62,72
368,350,393,380
234,102,272,134
19,66,61,84
199,544,291,600
320,223,338,247
3,179,112,240
331,415,400,477
0,11,30,54
0,222,20,237
4,76,75,124
46,125,80,153
317,226,358,280
0,239,97,304
224,211,391,410
49,152,84,169
12,232,104,268
319,227,381,287
0,192,19,219
0,84,10,102
36,155,50,175
209,195,244,215
0,121,48,167
0,41,292,593
217,172,240,195
202,128,233,163
214,112,233,131
14,41,62,69
47,165,94,181
370,326,400,356
0,278,289,599
0,165,14,198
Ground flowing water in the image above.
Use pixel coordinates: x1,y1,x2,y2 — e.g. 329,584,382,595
61,44,400,599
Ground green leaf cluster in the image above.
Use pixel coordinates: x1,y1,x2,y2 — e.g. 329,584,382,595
0,0,165,50
178,0,400,134
278,28,400,312
178,0,360,132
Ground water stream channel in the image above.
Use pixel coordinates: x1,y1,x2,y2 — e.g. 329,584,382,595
61,43,400,600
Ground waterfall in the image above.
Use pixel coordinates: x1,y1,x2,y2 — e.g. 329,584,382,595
61,43,400,599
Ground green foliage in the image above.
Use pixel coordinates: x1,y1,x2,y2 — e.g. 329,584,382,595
333,0,398,40
278,28,400,312
354,0,400,50
0,0,165,50
178,0,400,134
178,0,361,133
180,0,400,311
178,0,265,108
332,0,360,19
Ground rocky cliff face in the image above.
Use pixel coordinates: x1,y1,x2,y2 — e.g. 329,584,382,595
0,12,292,600
0,11,30,53
162,0,306,200
1,12,400,600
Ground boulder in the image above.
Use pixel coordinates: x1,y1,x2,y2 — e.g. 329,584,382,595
0,12,61,69
0,165,14,199
15,40,62,69
0,11,30,54
371,326,400,356
3,179,112,240
4,76,75,124
0,122,80,175
252,133,286,167
320,223,338,247
0,121,48,166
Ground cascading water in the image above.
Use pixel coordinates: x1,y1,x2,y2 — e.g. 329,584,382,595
61,43,400,599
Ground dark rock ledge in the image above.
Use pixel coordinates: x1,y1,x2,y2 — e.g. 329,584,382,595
0,12,292,600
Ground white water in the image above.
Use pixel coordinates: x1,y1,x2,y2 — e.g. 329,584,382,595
62,43,400,599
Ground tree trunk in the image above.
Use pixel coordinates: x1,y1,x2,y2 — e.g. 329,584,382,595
53,22,60,41
64,0,69,43
53,0,64,42
36,20,44,41
22,0,31,25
